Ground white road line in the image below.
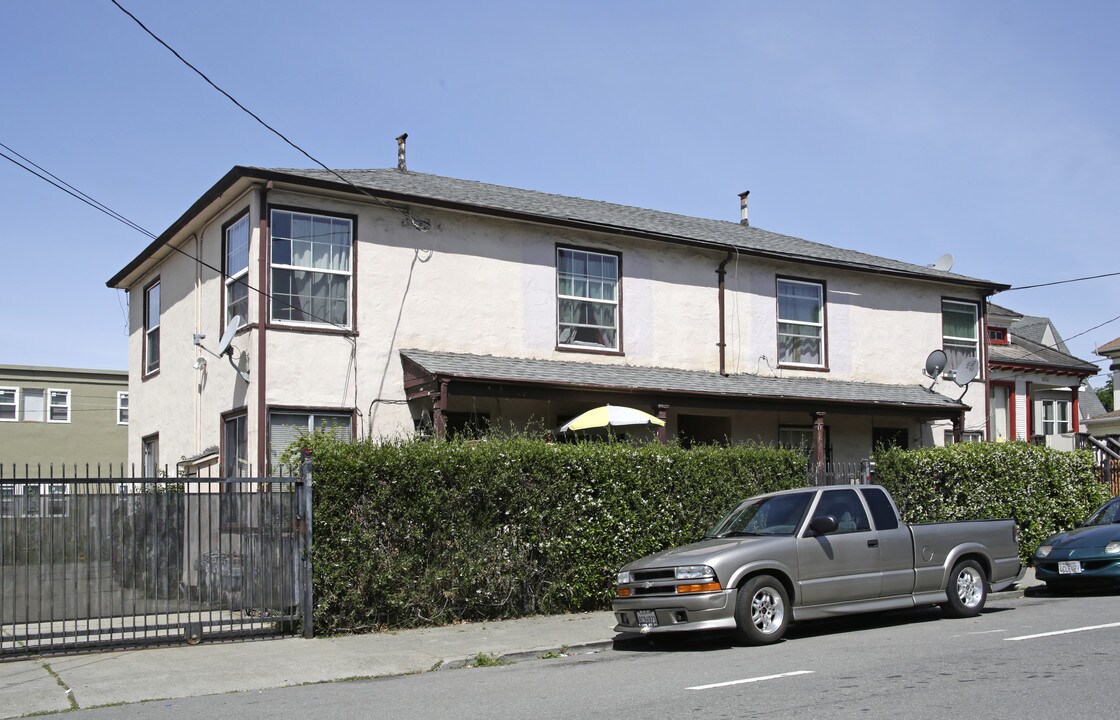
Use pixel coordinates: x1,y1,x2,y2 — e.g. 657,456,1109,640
687,670,814,691
1005,621,1120,641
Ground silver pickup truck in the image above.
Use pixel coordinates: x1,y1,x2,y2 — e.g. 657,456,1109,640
612,484,1022,645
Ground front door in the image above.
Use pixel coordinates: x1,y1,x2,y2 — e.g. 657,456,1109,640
796,488,882,605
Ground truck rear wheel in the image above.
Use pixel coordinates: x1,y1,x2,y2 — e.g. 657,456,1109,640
734,575,789,645
940,559,987,618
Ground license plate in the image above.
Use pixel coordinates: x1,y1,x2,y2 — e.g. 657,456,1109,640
636,610,658,627
1058,561,1082,575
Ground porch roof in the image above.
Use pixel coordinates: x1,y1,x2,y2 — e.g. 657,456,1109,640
400,349,968,418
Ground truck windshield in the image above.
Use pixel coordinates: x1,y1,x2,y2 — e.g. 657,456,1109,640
705,492,813,538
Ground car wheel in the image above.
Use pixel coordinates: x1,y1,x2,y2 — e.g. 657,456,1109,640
940,559,987,618
734,574,789,645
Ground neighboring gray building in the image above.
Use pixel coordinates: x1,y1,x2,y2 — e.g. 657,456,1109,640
0,365,128,472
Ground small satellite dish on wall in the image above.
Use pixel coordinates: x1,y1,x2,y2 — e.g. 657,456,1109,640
215,315,242,357
952,356,979,387
923,350,947,379
928,253,955,272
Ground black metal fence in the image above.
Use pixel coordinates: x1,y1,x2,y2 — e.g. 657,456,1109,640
0,462,312,659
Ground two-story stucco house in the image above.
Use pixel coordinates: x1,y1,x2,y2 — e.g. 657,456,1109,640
106,151,1010,476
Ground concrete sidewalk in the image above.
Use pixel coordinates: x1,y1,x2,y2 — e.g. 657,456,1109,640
0,568,1041,718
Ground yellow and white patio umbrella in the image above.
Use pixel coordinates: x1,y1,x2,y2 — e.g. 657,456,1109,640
558,405,666,433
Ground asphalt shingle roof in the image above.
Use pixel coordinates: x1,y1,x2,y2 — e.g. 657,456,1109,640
401,349,966,412
263,167,1006,289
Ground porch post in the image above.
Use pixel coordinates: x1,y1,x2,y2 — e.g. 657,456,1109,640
1070,385,1080,433
811,412,827,484
434,380,449,440
656,404,669,445
953,412,964,444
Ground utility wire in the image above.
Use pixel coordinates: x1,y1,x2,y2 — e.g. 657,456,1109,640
1005,271,1120,291
110,0,430,232
0,140,349,331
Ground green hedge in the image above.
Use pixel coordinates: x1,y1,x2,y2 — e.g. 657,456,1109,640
298,434,806,634
872,442,1109,563
299,435,1110,635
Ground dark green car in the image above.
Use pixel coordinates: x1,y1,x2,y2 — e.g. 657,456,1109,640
1034,497,1120,591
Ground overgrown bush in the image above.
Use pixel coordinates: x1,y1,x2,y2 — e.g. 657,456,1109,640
873,442,1108,563
299,434,806,634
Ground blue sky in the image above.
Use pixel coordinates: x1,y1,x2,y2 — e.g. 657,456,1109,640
2,1,1117,387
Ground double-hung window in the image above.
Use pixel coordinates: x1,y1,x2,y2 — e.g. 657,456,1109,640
0,388,15,422
142,435,159,478
556,247,620,351
942,299,979,373
777,278,825,367
117,392,129,425
1041,400,1071,435
48,389,70,423
144,280,161,375
270,209,353,327
224,213,250,323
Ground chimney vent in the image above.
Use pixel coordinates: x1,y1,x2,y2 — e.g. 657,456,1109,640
396,133,408,171
738,191,750,226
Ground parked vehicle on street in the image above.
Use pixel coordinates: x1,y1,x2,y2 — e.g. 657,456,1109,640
1033,496,1120,592
612,485,1022,645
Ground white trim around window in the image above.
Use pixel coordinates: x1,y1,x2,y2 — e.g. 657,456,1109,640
556,246,620,351
776,278,825,368
144,279,161,375
1040,399,1071,435
47,389,71,423
224,212,251,324
117,392,129,425
942,299,979,375
0,387,15,422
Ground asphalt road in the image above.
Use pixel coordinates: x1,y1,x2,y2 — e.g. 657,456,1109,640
69,589,1120,720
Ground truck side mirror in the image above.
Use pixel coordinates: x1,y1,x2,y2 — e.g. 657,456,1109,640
809,515,838,536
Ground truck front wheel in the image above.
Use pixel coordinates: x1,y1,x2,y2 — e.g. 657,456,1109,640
940,559,987,618
734,575,789,645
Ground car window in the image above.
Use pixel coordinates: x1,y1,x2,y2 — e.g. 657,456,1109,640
860,487,900,530
1086,499,1120,526
706,492,813,537
813,489,871,534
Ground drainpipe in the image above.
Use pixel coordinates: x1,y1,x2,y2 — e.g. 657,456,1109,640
256,182,271,474
716,252,733,376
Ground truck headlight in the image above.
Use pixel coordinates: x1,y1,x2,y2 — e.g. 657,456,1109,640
617,570,633,585
675,565,714,581
1036,545,1052,558
1105,542,1120,555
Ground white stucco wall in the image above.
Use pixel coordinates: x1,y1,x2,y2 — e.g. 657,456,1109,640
125,182,993,470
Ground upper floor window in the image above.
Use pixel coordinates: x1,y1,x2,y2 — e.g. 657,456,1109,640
48,389,70,423
270,209,353,327
144,280,161,375
21,389,45,422
556,247,619,351
117,392,129,425
777,278,825,367
988,326,1009,345
942,299,979,372
0,388,15,422
1041,399,1071,435
224,213,250,323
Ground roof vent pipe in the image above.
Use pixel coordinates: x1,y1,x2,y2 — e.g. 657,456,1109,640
396,133,408,171
739,191,750,226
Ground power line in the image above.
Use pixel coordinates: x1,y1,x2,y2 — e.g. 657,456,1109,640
1006,271,1120,291
0,140,349,331
109,0,430,233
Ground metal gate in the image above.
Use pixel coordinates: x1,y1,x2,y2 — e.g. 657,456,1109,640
0,463,312,658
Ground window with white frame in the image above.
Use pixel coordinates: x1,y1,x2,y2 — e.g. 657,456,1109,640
942,299,979,373
556,247,619,351
21,389,45,422
224,213,250,323
1041,399,1071,435
48,389,70,423
117,392,129,425
777,278,825,367
269,411,352,474
0,388,15,421
223,413,250,477
943,430,984,445
270,209,353,326
144,280,161,375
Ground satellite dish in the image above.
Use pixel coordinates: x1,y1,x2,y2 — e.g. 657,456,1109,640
215,315,242,357
923,349,948,379
928,253,955,272
952,356,979,387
